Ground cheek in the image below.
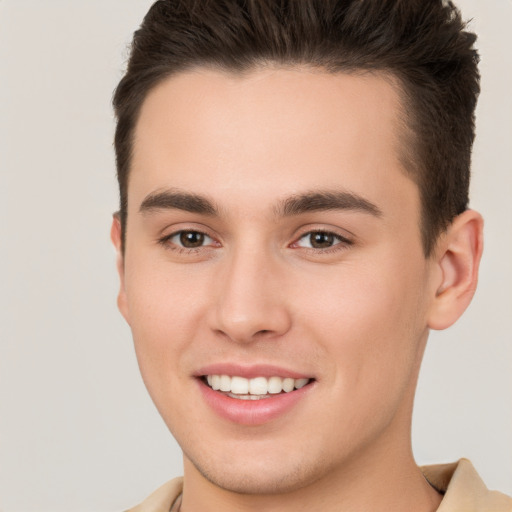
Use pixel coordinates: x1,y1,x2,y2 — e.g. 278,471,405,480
297,256,429,394
123,257,212,390
125,252,208,332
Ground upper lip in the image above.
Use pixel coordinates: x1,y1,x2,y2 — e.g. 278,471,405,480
194,363,313,380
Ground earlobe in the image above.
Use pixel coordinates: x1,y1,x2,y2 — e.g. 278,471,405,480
427,210,484,330
110,214,130,325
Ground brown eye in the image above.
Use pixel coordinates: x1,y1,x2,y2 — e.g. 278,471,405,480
160,229,218,253
179,231,206,248
309,232,335,248
294,230,351,251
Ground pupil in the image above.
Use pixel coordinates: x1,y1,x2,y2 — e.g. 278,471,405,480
180,231,204,248
311,232,334,248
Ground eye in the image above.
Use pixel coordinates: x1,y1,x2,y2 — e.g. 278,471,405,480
294,231,351,250
165,230,215,249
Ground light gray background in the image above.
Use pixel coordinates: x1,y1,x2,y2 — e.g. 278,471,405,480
0,1,510,511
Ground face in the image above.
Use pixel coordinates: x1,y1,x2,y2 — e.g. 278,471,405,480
115,67,440,494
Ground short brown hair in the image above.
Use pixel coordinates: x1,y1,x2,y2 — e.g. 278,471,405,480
113,0,480,256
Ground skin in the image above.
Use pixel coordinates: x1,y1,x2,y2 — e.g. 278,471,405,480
112,67,483,512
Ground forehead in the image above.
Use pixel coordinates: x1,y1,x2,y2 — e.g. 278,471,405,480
130,66,416,221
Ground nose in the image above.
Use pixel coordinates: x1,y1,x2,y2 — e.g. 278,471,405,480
209,247,292,344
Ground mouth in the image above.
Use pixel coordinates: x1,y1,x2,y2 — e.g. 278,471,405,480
196,364,315,424
202,374,312,400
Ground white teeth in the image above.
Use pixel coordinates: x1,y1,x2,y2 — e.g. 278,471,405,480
294,378,309,389
205,375,311,395
227,393,271,401
282,377,295,392
268,376,283,394
219,375,231,392
249,377,268,395
230,376,249,394
211,375,221,390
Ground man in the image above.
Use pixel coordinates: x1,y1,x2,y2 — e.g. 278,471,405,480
110,1,512,510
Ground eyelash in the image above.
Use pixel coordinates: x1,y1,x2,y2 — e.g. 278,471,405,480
292,230,353,253
158,229,218,254
157,229,353,254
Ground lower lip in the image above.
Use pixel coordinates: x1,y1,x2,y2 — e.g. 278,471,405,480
197,379,313,425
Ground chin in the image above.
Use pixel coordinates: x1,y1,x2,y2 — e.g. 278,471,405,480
190,456,320,495
184,432,354,497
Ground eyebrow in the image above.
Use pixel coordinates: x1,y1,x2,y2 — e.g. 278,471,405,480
276,191,383,218
139,188,382,218
139,189,218,215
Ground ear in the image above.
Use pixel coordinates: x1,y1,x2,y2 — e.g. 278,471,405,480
110,214,130,325
427,209,484,330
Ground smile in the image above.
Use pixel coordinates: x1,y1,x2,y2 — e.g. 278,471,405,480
204,375,311,400
197,369,315,425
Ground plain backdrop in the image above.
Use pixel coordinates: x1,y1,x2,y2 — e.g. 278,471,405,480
0,1,511,511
